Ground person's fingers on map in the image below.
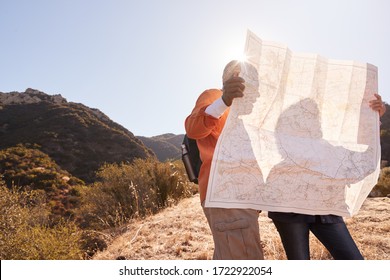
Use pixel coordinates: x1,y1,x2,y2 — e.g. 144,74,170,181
222,76,245,106
369,93,386,117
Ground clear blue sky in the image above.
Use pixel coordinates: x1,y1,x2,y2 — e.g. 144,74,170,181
1,0,389,136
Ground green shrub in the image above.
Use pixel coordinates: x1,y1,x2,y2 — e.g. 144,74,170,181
77,158,194,229
0,145,84,220
370,167,390,197
79,230,110,259
0,183,83,260
6,220,83,260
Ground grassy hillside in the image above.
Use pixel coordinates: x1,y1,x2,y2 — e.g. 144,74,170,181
93,194,390,260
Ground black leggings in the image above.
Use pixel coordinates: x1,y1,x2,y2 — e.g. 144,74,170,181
272,219,364,260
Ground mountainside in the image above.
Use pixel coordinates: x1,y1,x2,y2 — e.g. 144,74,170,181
0,89,155,183
138,133,184,162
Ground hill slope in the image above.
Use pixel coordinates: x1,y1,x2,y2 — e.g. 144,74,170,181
93,194,390,260
0,89,154,183
138,133,183,162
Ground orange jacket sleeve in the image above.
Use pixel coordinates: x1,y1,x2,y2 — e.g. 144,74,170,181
185,89,224,139
184,89,229,202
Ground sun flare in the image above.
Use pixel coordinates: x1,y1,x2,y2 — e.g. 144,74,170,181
221,40,248,64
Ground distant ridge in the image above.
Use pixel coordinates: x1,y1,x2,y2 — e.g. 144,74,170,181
137,133,184,162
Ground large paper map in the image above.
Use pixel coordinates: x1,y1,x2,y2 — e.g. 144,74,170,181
205,30,381,217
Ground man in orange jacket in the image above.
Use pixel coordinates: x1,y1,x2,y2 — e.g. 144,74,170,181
185,60,264,260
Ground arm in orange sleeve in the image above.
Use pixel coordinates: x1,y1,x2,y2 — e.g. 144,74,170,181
185,89,224,139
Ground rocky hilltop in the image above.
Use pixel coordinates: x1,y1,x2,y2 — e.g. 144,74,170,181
0,88,67,105
0,89,155,183
0,88,111,122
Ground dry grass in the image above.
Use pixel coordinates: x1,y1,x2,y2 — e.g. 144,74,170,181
93,195,390,260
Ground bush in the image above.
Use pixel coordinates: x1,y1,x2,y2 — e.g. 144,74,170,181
80,230,110,259
77,158,194,229
0,183,83,259
0,145,84,220
7,221,84,260
370,167,390,197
